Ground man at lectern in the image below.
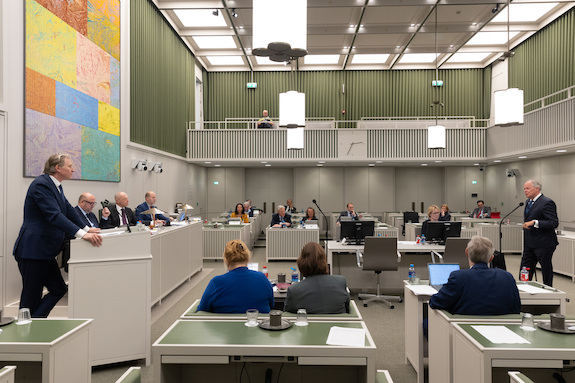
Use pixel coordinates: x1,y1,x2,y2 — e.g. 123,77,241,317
13,154,102,318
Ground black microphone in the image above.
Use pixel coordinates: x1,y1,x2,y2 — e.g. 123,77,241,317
313,199,317,204
497,202,525,253
519,202,525,206
313,199,329,240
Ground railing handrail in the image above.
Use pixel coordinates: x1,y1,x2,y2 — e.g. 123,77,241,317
524,84,575,109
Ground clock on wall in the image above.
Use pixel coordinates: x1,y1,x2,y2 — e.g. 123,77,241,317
338,130,368,159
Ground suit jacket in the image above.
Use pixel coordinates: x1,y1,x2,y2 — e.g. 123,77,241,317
338,210,358,222
13,174,87,261
470,206,491,218
74,206,100,228
524,194,558,249
429,262,521,315
438,212,451,221
102,204,137,228
284,275,350,314
270,213,292,227
135,202,169,225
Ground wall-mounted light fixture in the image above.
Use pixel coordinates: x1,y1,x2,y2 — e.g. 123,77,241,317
150,162,163,173
131,159,148,171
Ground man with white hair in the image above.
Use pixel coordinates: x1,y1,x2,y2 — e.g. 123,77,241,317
429,236,520,315
270,205,292,228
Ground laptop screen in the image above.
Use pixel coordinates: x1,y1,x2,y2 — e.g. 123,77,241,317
428,263,460,286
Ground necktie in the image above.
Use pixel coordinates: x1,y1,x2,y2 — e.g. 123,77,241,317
121,208,127,225
525,200,533,215
58,185,65,204
86,213,94,227
477,209,482,218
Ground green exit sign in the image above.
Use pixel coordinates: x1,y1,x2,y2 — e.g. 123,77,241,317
432,80,444,87
472,180,477,184
247,82,258,89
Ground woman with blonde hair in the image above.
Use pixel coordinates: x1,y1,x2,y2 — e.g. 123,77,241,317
421,204,440,238
198,239,273,313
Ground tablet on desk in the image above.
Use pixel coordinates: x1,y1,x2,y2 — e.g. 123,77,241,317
428,263,460,290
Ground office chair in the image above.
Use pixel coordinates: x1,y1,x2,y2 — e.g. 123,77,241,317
356,237,402,309
432,237,471,269
402,211,419,236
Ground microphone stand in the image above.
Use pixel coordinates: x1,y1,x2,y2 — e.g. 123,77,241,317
313,200,329,241
498,202,525,254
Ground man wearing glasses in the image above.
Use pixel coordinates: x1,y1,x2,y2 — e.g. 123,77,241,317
75,192,110,228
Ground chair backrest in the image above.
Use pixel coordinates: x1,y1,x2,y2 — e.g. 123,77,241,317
401,253,434,280
491,212,501,219
403,211,419,224
442,237,471,269
362,237,399,272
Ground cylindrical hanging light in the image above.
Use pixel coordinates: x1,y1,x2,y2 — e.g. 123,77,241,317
287,128,305,150
494,88,524,126
279,91,305,128
253,0,308,62
428,125,446,149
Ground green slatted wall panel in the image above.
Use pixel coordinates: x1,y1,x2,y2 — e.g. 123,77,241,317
509,7,575,104
131,0,195,156
204,69,489,122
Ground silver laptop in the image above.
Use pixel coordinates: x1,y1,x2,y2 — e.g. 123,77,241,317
428,263,460,291
305,219,318,228
340,216,353,222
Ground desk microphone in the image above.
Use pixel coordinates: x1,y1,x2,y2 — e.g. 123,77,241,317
497,201,525,257
313,199,329,240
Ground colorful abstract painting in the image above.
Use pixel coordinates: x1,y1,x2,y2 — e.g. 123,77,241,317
25,0,120,181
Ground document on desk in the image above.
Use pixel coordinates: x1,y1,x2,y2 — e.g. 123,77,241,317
517,285,551,294
326,326,366,347
99,231,124,237
471,325,530,344
405,284,438,296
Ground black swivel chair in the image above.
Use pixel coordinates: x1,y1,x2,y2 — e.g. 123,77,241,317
402,211,420,236
356,237,402,309
432,237,471,269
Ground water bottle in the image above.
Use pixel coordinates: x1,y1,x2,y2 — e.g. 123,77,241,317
416,235,421,244
520,267,529,283
263,265,268,278
421,234,426,245
408,264,416,283
136,221,143,231
507,218,510,225
291,267,299,283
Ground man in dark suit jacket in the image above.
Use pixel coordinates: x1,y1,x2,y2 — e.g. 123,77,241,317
270,205,292,227
135,191,172,225
74,192,110,228
101,192,137,228
469,200,491,218
520,179,559,286
429,235,521,315
13,154,102,317
337,202,359,223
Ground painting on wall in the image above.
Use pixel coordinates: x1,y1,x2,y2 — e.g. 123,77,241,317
25,0,120,181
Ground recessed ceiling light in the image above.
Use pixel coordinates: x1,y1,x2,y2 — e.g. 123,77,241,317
518,156,527,159
410,23,416,27
239,26,244,29
493,160,502,163
204,161,211,164
376,160,383,163
265,164,271,167
491,3,559,23
192,36,237,49
435,160,442,163
399,53,438,63
261,161,268,164
351,54,390,64
207,56,244,65
472,22,477,26
318,161,326,164
317,164,323,167
214,164,221,167
396,45,401,49
474,163,480,166
349,25,355,28
304,55,340,65
369,164,375,167
421,164,428,166
557,149,567,153
174,9,227,27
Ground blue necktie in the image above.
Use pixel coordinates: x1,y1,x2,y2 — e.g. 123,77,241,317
525,200,533,215
58,185,65,204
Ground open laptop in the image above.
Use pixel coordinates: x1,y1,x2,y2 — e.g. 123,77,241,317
176,212,186,222
228,217,241,225
304,219,318,229
428,263,460,291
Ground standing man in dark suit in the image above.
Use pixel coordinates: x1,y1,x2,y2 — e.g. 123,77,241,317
520,179,559,286
13,154,103,318
101,192,137,228
135,191,172,225
74,192,110,228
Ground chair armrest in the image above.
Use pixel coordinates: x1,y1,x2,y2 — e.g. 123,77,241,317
397,251,402,262
356,250,363,268
431,250,443,263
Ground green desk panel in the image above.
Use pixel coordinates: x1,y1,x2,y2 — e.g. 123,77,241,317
159,321,368,347
459,323,575,350
0,320,88,343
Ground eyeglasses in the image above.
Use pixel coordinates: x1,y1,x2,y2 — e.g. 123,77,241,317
82,201,97,206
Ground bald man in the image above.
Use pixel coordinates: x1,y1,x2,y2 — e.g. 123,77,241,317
101,192,137,228
74,192,110,228
135,191,172,225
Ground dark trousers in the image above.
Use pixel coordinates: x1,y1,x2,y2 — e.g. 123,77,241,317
520,246,555,287
17,257,67,318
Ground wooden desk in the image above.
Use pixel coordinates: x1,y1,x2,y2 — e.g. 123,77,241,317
0,319,91,383
153,320,376,383
180,299,363,321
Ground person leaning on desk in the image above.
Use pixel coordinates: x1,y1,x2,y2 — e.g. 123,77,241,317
284,242,350,314
439,203,451,221
230,202,250,223
421,205,440,237
270,205,292,228
198,239,274,313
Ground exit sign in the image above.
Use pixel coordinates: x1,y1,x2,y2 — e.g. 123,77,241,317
247,82,258,89
432,80,444,87
472,180,477,184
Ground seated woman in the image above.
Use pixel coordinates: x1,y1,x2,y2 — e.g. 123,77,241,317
303,207,317,222
198,239,273,313
439,203,451,221
230,203,250,223
421,204,440,238
284,242,350,314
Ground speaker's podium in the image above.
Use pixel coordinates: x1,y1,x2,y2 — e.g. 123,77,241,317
69,229,151,366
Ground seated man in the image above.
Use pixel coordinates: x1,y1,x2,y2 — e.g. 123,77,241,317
337,202,359,223
270,205,292,228
469,200,491,218
74,192,110,228
257,109,274,129
101,192,137,228
429,235,520,315
243,201,254,217
286,199,297,214
135,191,172,225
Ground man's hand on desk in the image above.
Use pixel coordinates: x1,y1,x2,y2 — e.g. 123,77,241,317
83,232,102,247
102,207,111,218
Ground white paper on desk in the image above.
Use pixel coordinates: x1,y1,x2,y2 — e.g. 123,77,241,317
326,326,366,347
517,285,549,294
471,325,530,344
406,284,438,296
99,231,124,237
170,222,187,226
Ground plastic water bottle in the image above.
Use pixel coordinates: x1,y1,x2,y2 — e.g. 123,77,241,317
520,267,529,283
408,264,416,283
263,265,268,278
421,234,426,245
416,235,421,244
291,267,299,283
136,221,143,231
